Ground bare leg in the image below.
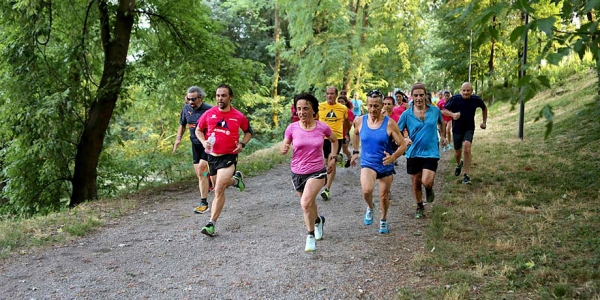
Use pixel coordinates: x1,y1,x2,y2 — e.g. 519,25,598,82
300,178,325,232
360,168,376,209
463,141,473,174
193,160,209,199
209,164,236,222
378,175,393,220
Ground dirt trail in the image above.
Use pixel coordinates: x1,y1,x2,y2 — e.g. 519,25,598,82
0,158,444,299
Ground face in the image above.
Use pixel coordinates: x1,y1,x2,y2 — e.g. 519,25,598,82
366,96,383,117
295,99,313,121
382,99,394,112
186,92,201,108
444,92,451,100
216,87,232,109
461,83,473,99
337,98,347,106
412,89,427,109
326,88,337,103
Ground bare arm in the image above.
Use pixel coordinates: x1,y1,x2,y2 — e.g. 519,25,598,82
480,106,488,129
384,121,406,165
173,125,186,153
350,117,362,167
280,138,291,155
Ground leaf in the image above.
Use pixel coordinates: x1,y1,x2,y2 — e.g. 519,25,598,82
510,25,525,43
533,17,556,37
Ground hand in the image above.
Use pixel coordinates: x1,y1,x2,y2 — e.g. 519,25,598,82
326,157,336,173
453,112,461,120
480,122,486,129
404,137,413,146
280,143,290,155
172,139,181,153
441,137,448,147
382,151,395,166
350,153,358,167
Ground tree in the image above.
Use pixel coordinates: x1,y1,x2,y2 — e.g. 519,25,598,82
0,0,259,215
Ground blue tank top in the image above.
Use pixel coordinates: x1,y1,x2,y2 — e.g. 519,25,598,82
359,115,394,174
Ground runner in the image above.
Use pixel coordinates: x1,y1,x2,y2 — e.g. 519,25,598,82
351,89,406,234
442,82,487,184
317,86,350,201
398,83,447,219
173,86,213,214
281,93,338,252
195,84,253,237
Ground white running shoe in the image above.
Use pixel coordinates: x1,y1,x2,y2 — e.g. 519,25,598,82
314,216,325,240
305,235,316,252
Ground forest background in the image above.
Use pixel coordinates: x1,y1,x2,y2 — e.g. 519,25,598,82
0,0,598,217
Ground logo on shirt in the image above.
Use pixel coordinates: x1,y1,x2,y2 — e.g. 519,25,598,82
326,110,337,118
217,118,229,129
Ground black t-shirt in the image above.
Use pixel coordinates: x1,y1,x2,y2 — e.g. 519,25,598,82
179,102,212,144
444,94,486,133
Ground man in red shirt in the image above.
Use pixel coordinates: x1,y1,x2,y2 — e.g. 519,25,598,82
195,84,254,237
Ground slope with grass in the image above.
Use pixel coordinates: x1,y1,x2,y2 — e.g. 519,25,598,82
415,70,600,299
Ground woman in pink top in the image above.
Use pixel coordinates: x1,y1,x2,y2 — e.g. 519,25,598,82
437,90,453,151
337,95,355,168
281,93,338,252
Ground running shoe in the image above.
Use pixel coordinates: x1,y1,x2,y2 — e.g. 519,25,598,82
364,208,374,225
415,208,425,219
305,235,316,252
426,189,435,203
344,159,351,168
201,223,215,237
314,216,325,240
320,188,330,201
463,174,471,184
233,171,245,192
193,201,209,214
454,160,463,176
379,220,389,234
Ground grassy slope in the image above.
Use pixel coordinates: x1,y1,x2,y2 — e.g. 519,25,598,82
409,70,600,299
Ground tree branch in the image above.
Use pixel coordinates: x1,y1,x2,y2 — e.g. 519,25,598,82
133,9,191,50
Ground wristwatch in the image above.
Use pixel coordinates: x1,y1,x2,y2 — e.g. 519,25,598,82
240,142,246,148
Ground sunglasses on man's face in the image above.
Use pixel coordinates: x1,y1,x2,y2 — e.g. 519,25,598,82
187,97,199,101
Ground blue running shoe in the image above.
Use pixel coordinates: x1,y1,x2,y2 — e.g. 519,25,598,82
364,208,373,225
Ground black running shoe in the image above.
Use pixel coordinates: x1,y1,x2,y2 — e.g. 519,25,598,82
454,160,463,176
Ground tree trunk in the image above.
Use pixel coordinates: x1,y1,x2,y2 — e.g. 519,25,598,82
271,4,281,128
70,0,135,206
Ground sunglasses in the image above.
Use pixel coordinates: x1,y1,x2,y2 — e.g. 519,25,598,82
367,90,383,98
187,97,199,101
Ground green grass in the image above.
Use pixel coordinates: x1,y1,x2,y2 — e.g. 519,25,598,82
417,70,600,299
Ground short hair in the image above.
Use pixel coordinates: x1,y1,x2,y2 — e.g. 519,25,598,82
216,83,234,97
294,93,319,117
326,86,338,94
187,86,206,98
411,83,427,95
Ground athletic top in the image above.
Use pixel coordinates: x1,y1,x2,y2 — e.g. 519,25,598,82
351,98,363,117
359,115,395,174
444,94,486,133
284,121,332,175
197,106,252,155
397,104,443,159
436,99,452,122
318,101,348,139
179,102,212,144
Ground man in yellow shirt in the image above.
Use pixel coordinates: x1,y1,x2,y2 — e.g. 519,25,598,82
318,86,350,201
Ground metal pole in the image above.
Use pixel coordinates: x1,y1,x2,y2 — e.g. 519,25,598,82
469,30,473,82
518,13,529,140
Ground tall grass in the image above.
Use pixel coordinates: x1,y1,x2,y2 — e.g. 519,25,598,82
410,70,600,299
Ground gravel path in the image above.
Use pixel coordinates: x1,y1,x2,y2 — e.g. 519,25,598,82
0,157,443,299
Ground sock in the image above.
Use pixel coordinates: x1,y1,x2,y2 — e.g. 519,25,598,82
201,198,208,203
381,219,386,222
417,202,424,210
425,188,432,196
208,220,215,226
315,217,321,224
308,231,315,237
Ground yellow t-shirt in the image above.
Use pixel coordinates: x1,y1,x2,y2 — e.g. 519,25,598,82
318,102,348,139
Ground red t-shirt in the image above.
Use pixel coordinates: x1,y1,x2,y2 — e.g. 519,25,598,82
437,99,452,122
198,106,251,155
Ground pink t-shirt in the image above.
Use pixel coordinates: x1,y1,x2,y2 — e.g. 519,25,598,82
284,121,332,174
437,99,452,122
198,106,251,155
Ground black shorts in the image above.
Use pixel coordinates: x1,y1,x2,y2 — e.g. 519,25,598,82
406,157,439,175
207,154,238,176
323,139,343,158
291,168,328,193
192,143,208,164
453,130,474,150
